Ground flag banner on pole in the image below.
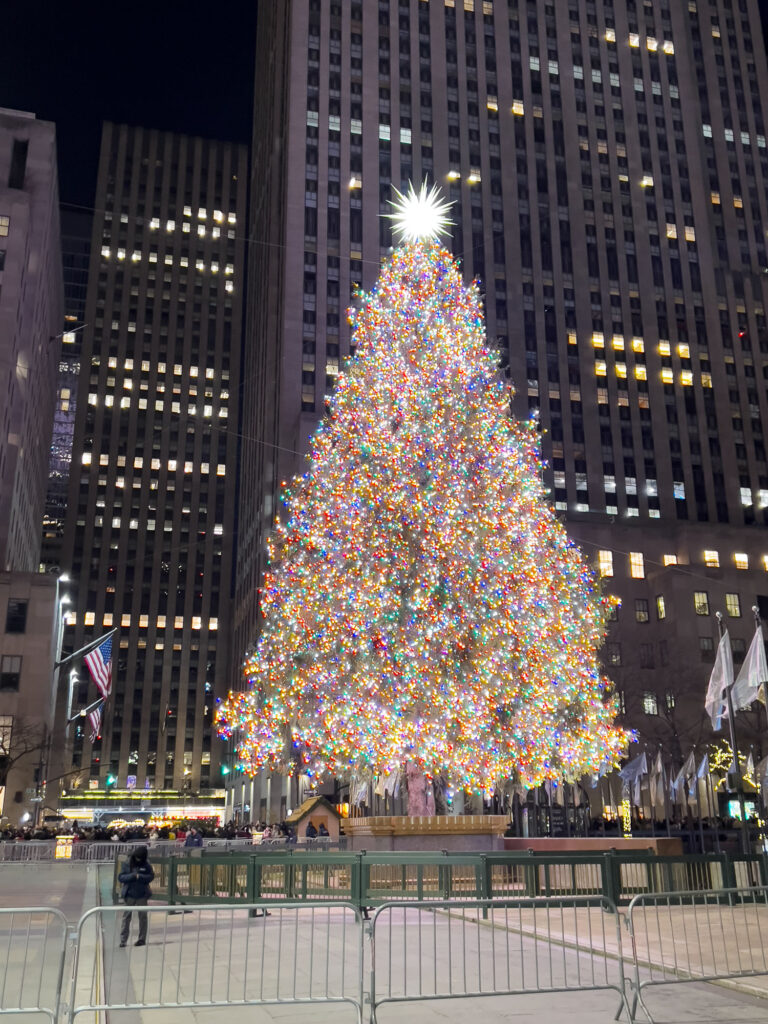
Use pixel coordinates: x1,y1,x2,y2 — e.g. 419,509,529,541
746,751,755,778
730,626,768,711
88,703,103,743
697,753,709,779
705,631,733,730
756,755,768,786
619,751,647,785
84,635,113,699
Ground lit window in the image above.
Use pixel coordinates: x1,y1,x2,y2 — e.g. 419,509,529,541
734,196,743,209
711,191,720,204
702,373,713,388
643,692,663,716
101,245,111,258
597,550,614,577
486,96,498,111
612,335,625,351
615,363,627,378
183,205,192,217
725,593,741,618
694,591,710,615
629,33,640,47
605,27,616,42
702,124,713,138
227,212,236,225
684,226,696,242
209,618,219,630
677,343,690,358
704,550,719,568
0,215,9,236
595,361,607,376
512,99,525,115
225,281,234,293
662,40,674,54
634,366,647,381
635,599,650,623
467,169,481,184
217,464,226,476
183,222,191,233
82,453,92,466
606,643,622,666
166,220,175,231
197,225,206,238
666,223,677,239
640,174,654,188
120,614,131,627
734,553,749,570
592,332,605,348
198,207,207,220
661,368,674,384
740,488,752,507
174,616,184,629
680,371,693,386
646,36,658,51
629,552,645,579
656,595,666,620
84,612,95,627
658,341,671,356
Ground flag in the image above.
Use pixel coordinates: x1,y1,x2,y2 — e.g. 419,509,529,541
746,751,755,778
696,753,709,780
705,631,733,730
84,635,113,699
88,704,102,743
730,626,768,710
619,752,647,795
756,755,768,786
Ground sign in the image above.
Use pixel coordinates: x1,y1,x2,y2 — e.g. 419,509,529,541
55,836,73,860
126,775,137,791
89,779,99,790
549,805,566,836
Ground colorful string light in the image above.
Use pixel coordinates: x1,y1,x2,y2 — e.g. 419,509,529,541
217,240,628,792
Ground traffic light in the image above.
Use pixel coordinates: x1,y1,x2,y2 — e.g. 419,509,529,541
221,765,230,777
106,773,117,790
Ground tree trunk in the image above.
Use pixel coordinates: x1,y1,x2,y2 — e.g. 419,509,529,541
405,761,436,815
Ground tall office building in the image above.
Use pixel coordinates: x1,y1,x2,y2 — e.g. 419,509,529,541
41,210,92,572
0,108,63,573
57,123,247,819
233,0,768,816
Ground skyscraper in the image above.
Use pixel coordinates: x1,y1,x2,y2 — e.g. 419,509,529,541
0,108,63,573
57,123,247,818
41,209,92,572
233,0,768,816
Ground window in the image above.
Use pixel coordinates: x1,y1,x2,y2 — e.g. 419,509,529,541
629,552,645,578
700,636,714,660
704,549,720,568
642,692,659,715
665,692,676,711
5,600,28,633
732,637,746,663
734,552,749,570
0,715,12,751
606,642,622,666
640,643,655,668
597,550,614,577
656,595,666,620
725,593,741,618
0,215,9,237
635,599,650,623
0,656,21,691
694,592,710,615
662,554,678,566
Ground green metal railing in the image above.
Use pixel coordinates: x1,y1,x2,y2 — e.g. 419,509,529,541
111,848,768,910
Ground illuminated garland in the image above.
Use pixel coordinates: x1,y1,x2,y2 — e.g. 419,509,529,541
218,241,628,791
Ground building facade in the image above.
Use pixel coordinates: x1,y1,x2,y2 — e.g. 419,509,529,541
233,0,768,814
0,108,64,573
41,210,92,573
0,572,67,826
56,123,247,819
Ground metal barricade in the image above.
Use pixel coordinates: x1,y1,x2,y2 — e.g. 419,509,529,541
625,886,768,1023
369,896,631,1023
0,907,67,1021
69,901,365,1022
0,842,55,863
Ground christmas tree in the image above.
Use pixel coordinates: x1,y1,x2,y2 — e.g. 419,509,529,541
218,184,627,801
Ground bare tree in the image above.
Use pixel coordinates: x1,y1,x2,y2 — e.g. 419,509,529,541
0,716,48,791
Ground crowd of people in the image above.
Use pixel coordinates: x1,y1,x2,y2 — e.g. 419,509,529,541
0,819,305,844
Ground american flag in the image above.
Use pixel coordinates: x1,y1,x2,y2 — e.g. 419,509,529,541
84,636,113,699
88,704,102,743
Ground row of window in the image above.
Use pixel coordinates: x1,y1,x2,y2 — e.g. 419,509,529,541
613,592,744,623
67,613,219,630
598,549,760,579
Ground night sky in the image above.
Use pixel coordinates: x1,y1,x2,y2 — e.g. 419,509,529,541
1,2,767,212
0,0,257,209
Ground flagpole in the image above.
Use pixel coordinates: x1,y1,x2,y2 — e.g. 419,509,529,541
717,612,750,853
662,752,672,838
66,697,103,726
55,627,117,670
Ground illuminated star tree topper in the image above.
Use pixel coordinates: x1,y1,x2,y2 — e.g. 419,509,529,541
218,186,628,803
385,180,453,244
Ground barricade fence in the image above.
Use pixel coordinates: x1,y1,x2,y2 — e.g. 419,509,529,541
369,896,630,1023
0,907,67,1022
7,887,768,1021
0,836,344,864
69,902,365,1024
626,885,768,1024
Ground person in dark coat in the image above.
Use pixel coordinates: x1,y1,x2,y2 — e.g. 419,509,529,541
118,846,154,946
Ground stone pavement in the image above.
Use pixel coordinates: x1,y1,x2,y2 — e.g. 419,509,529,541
1,864,768,1022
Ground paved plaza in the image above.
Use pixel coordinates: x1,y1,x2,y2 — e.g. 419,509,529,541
2,864,768,1022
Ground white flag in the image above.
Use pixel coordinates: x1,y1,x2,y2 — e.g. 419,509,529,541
705,631,733,730
696,753,709,780
730,626,768,710
619,751,648,784
746,751,755,777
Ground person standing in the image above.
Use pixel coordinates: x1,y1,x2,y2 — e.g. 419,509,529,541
118,846,154,947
